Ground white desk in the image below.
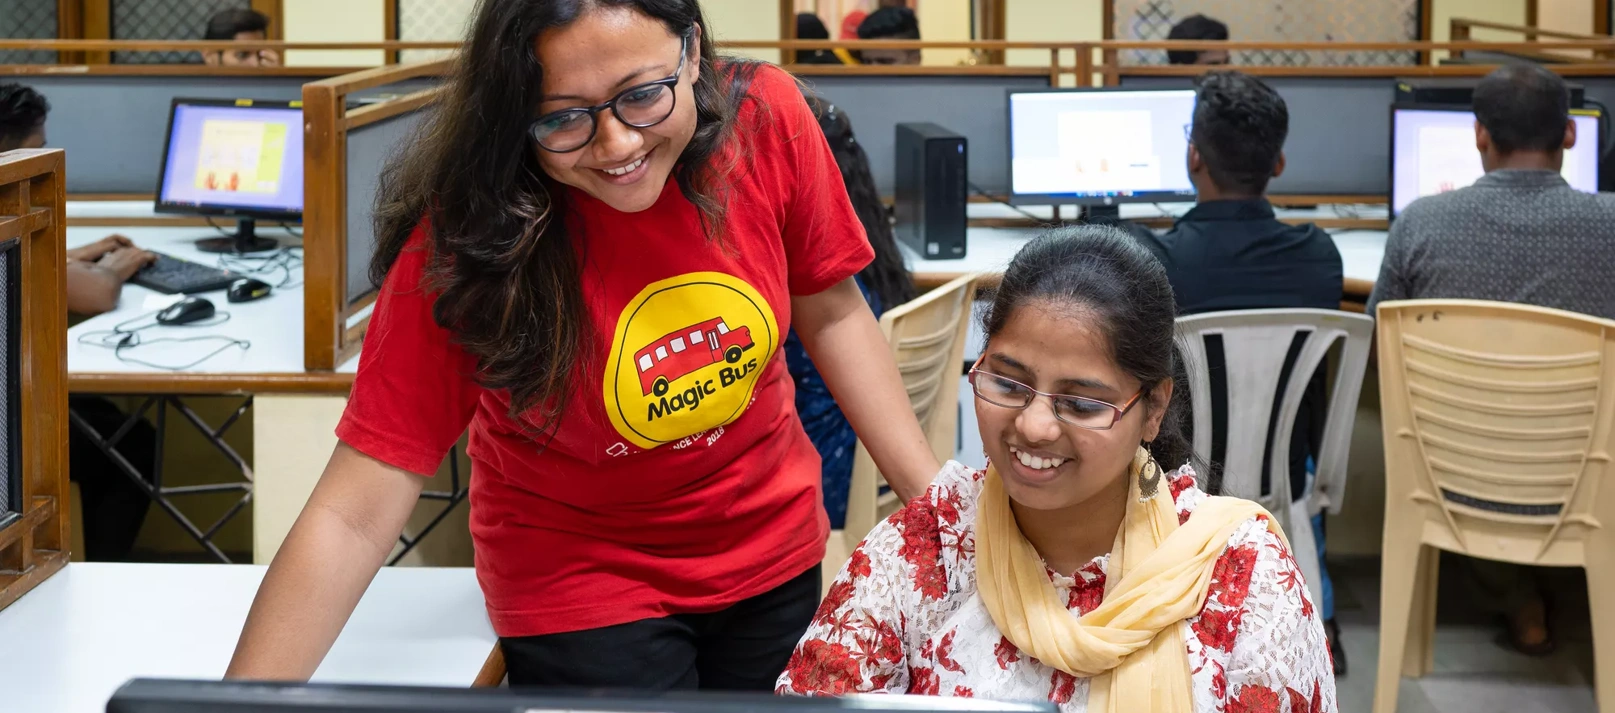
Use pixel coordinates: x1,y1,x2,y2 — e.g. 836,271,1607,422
66,225,309,375
0,563,494,713
65,206,368,564
916,205,1389,293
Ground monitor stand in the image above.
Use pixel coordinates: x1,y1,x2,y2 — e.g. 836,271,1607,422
195,217,280,255
1080,205,1121,224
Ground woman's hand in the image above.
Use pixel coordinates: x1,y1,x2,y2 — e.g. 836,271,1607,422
792,277,940,503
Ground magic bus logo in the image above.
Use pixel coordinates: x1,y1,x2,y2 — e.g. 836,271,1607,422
604,272,779,450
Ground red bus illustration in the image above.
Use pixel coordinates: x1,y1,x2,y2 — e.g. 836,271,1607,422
635,317,754,397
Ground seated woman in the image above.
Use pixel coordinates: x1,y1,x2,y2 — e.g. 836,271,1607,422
778,226,1336,711
784,95,915,530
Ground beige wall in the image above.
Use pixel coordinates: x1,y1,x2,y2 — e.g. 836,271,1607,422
282,0,386,67
1006,0,1104,67
705,0,782,64
919,0,972,67
1430,0,1527,43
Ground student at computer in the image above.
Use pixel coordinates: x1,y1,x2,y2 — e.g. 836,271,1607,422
1370,62,1615,657
226,0,939,689
202,8,279,67
787,95,915,531
0,82,159,562
779,226,1336,710
1166,14,1231,66
1138,70,1347,675
857,7,921,66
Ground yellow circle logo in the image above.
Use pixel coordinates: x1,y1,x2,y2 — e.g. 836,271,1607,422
604,272,780,450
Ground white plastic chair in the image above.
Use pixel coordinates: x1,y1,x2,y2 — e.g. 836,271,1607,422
1175,309,1375,607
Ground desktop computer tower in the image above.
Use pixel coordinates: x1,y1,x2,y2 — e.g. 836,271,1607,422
894,122,967,259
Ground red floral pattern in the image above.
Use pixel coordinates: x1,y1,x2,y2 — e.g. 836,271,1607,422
776,462,1336,712
1050,670,1078,704
909,665,940,695
898,502,948,601
1210,545,1258,609
786,640,861,695
994,636,1021,670
1287,681,1326,713
1229,684,1283,713
1193,607,1244,653
847,549,872,579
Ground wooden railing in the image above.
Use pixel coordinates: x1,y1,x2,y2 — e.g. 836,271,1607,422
302,59,449,371
0,149,70,612
1449,17,1615,62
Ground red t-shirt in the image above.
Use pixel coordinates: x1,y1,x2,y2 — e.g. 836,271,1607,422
337,64,874,637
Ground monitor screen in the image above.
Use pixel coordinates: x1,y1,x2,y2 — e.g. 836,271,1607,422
1391,105,1601,216
1009,88,1196,205
156,99,304,220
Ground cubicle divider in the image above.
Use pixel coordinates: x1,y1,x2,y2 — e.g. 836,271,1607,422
0,149,69,611
794,69,1053,196
302,60,447,372
0,40,456,197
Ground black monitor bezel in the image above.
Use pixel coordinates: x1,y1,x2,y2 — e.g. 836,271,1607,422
152,97,304,223
1389,101,1604,218
1005,86,1198,207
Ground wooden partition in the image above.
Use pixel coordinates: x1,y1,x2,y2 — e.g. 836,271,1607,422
303,59,448,371
0,150,69,612
1449,17,1615,62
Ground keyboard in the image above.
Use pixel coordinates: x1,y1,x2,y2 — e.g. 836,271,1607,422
130,252,242,294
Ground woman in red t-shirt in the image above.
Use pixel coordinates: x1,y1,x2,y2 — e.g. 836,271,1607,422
226,0,940,691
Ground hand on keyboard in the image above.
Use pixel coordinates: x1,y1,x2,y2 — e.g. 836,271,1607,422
100,246,157,282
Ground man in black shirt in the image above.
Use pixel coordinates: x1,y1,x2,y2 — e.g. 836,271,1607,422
1140,70,1346,674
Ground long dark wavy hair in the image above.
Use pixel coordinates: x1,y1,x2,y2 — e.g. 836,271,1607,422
371,0,757,429
981,226,1195,471
804,93,915,311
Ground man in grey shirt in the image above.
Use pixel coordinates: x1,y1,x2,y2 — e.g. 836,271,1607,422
1368,62,1615,657
1368,64,1615,320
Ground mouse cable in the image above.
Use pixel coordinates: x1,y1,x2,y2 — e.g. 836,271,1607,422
110,334,252,372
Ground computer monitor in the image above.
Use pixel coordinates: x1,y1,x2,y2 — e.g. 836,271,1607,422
108,680,1059,713
1008,88,1197,208
154,98,305,254
1390,103,1602,217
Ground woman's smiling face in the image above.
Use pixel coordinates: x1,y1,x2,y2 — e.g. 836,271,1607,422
974,300,1169,512
531,6,700,213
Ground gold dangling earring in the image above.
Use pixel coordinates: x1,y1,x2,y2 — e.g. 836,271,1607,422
1137,443,1163,503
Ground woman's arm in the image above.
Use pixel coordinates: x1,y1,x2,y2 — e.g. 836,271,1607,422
792,277,940,503
225,443,427,680
776,535,913,695
1204,519,1338,712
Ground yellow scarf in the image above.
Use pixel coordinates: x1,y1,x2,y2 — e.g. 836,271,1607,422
975,447,1290,712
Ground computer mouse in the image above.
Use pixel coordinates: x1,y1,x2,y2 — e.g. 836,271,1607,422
227,278,273,304
156,296,216,326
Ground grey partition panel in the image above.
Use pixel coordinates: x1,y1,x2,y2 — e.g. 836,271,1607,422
796,74,1053,196
23,75,312,193
345,111,426,306
1120,74,1398,196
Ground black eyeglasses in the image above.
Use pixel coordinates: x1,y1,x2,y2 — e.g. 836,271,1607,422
529,32,690,153
968,368,1145,430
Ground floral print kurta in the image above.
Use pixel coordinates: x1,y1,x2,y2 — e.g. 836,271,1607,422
777,461,1337,713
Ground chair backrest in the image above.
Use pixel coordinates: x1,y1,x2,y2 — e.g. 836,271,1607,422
1377,299,1615,565
1175,309,1375,518
844,274,978,540
0,149,70,612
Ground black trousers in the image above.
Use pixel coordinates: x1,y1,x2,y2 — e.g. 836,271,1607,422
501,566,821,691
67,396,156,561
